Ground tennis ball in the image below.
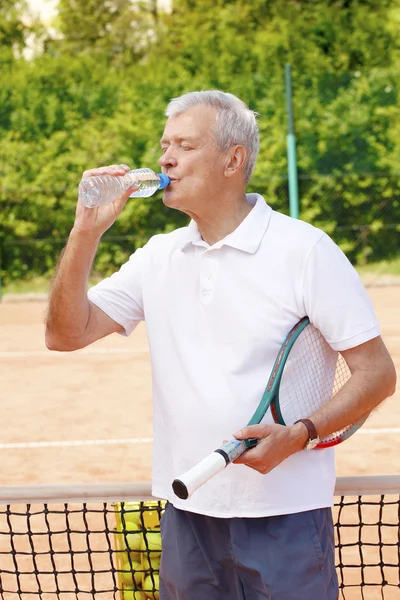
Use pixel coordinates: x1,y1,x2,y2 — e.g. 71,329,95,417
122,589,147,600
121,560,143,587
142,503,162,530
143,573,160,599
142,511,160,530
121,505,142,529
140,532,162,557
130,551,141,563
125,532,144,553
141,554,160,573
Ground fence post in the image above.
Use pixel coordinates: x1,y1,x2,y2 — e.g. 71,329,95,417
285,64,300,219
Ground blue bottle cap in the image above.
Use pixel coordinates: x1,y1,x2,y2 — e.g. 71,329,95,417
157,173,170,189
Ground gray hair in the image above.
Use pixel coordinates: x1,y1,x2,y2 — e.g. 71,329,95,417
165,90,259,183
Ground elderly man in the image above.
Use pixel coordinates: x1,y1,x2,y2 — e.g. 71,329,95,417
46,90,396,600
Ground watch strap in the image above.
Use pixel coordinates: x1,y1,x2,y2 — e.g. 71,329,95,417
294,418,319,444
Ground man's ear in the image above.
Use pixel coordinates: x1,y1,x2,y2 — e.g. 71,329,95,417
224,145,247,178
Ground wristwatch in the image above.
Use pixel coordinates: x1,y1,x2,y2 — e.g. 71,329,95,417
294,418,320,450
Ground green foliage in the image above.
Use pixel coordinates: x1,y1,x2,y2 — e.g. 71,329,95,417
51,0,158,66
1,0,400,285
0,0,29,56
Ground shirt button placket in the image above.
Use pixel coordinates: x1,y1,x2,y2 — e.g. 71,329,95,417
200,250,214,301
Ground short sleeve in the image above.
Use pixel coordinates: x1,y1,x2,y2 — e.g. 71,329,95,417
87,248,145,336
302,233,380,351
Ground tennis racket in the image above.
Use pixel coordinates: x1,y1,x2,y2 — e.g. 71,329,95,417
172,317,367,500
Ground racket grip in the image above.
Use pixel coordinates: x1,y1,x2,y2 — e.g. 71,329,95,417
245,437,258,449
172,439,248,500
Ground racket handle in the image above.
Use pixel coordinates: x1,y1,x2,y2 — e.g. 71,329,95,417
245,437,258,449
172,439,248,499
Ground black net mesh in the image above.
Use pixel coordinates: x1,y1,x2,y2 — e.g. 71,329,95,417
0,495,399,599
335,494,400,599
0,501,164,600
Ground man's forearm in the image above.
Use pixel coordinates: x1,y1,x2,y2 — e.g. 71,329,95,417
233,336,396,475
45,228,101,350
307,367,394,440
308,337,396,440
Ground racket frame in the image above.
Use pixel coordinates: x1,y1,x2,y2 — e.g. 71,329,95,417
268,319,366,448
244,316,310,448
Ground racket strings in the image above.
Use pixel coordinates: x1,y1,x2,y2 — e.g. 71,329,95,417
278,324,352,443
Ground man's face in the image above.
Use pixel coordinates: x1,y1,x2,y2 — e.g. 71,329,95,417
158,105,228,215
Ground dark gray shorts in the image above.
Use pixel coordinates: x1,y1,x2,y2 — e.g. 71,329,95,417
159,503,338,600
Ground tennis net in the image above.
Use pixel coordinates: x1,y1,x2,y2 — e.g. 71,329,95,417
0,476,399,600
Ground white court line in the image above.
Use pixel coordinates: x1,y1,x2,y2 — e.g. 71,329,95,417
0,438,153,449
0,348,149,358
0,430,399,450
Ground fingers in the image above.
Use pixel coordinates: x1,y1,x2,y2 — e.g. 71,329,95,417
233,424,274,441
112,185,138,213
231,425,270,468
82,164,131,179
232,442,263,467
232,423,291,474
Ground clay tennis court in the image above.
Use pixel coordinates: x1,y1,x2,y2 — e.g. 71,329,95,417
0,287,399,600
0,286,399,486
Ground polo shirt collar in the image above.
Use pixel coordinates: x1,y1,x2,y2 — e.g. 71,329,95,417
181,194,272,254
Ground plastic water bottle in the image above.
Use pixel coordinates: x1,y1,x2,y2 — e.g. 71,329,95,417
78,168,170,208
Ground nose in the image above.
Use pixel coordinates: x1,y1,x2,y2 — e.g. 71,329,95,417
159,147,177,169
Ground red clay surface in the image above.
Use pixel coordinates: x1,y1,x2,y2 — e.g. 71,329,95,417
0,288,399,486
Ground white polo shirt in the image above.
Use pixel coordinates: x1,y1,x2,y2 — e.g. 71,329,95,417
88,194,380,518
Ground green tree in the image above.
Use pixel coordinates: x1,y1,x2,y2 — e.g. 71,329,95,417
53,0,158,65
0,0,28,50
1,0,400,286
